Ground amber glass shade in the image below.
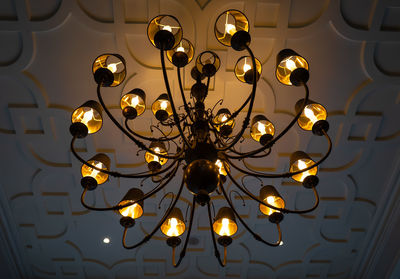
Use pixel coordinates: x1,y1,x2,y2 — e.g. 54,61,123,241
196,51,220,75
289,151,318,182
259,186,285,216
276,49,308,86
145,141,168,166
118,188,144,219
166,38,195,65
214,10,249,47
213,109,235,132
92,54,126,87
250,115,275,142
71,100,103,134
151,94,173,119
234,56,262,84
295,99,327,131
213,207,237,236
120,89,146,117
161,208,186,237
215,159,229,177
81,153,110,185
147,15,182,49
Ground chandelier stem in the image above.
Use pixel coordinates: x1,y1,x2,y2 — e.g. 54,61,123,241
225,168,320,214
217,45,257,151
95,83,181,160
219,181,282,246
123,174,186,249
80,162,180,211
206,200,226,267
173,195,196,267
160,48,193,149
177,68,194,122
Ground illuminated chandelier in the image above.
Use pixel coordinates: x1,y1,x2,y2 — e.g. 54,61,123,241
69,10,331,267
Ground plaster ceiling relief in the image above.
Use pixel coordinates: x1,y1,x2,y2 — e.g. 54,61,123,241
0,0,400,278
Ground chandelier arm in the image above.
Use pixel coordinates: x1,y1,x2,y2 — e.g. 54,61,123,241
80,162,180,212
225,130,332,178
206,200,226,267
95,84,181,160
160,48,193,149
222,83,310,159
219,181,281,246
123,174,186,249
177,68,194,122
173,196,196,268
125,119,180,142
226,147,272,159
226,168,320,214
216,45,257,151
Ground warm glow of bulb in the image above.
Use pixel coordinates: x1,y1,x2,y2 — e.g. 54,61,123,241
267,196,275,204
304,106,318,124
225,23,236,35
166,218,179,236
257,122,267,135
162,25,172,32
107,62,122,73
153,147,160,163
221,115,228,122
119,202,143,219
130,95,139,107
243,62,251,73
77,109,94,127
89,162,103,179
285,59,297,71
176,42,185,53
160,101,168,110
260,194,285,216
219,218,231,236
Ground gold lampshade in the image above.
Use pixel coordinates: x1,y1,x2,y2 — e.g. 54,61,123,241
151,94,173,121
289,151,318,182
120,88,146,117
215,159,229,177
196,51,220,77
259,185,285,216
145,141,168,170
147,15,182,49
234,56,262,84
295,99,327,131
214,10,249,47
166,38,195,67
71,100,103,134
250,115,275,144
213,207,238,237
161,208,186,237
118,188,144,219
276,49,308,86
213,109,235,136
81,153,110,185
92,54,126,87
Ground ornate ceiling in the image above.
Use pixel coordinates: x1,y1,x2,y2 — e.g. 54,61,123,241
0,0,400,278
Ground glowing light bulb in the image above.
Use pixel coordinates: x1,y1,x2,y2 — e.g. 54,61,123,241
78,109,94,126
304,106,318,124
219,218,230,236
176,42,185,53
224,13,236,35
162,25,172,32
153,147,160,162
257,122,266,135
267,196,275,204
285,59,297,71
221,115,228,123
89,162,103,178
297,160,309,181
130,95,139,107
107,61,122,73
166,218,179,236
160,101,168,110
103,237,110,244
243,62,251,73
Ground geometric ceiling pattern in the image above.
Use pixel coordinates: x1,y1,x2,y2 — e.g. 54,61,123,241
0,0,399,278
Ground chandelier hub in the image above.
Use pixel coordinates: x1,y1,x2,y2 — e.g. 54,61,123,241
184,159,219,195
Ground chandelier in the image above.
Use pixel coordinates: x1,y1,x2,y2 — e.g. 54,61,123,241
69,10,331,267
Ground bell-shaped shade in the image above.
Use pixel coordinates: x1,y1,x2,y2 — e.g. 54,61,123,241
214,10,249,47
166,38,195,67
161,208,186,237
196,51,220,77
259,185,285,216
250,115,275,144
120,88,146,118
276,49,308,86
213,108,235,136
81,153,110,185
92,54,126,87
215,159,229,177
118,188,144,219
295,99,327,131
151,94,173,121
289,151,318,182
234,56,262,84
145,141,168,171
147,15,182,50
213,207,238,236
71,100,103,134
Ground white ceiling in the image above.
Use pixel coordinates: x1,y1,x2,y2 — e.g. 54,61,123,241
1,0,400,278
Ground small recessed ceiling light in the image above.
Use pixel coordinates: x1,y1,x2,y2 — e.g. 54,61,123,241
103,237,110,244
279,241,284,246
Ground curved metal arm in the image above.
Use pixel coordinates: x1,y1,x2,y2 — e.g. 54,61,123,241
217,45,257,151
224,83,310,159
226,167,319,214
206,200,226,267
226,130,332,179
173,196,196,268
125,119,181,142
160,49,193,149
122,174,186,249
219,181,282,246
80,162,180,211
71,136,182,178
177,67,194,122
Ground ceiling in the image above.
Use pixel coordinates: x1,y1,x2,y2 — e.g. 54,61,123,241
1,0,400,278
